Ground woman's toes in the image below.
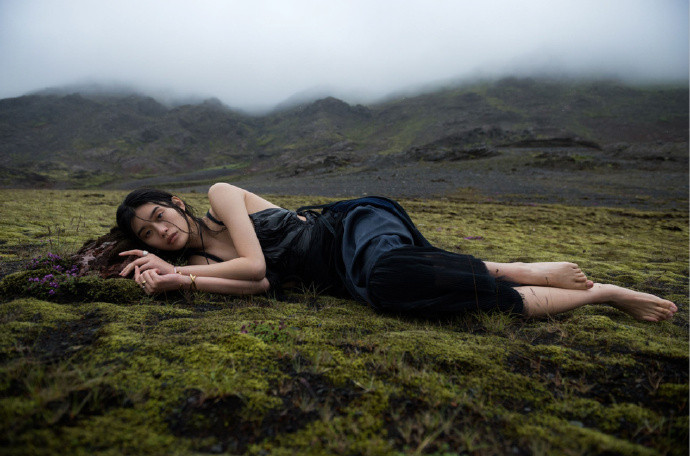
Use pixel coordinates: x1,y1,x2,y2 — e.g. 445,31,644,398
656,302,676,320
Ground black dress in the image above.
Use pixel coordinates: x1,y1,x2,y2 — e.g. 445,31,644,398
247,197,524,316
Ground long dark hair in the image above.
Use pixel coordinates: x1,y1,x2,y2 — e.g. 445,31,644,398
116,188,212,257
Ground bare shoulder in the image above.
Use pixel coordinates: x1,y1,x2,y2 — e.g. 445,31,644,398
207,183,280,214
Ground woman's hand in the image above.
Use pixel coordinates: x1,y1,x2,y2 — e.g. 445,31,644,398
134,265,184,295
119,249,174,277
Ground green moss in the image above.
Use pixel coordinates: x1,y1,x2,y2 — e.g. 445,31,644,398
1,297,80,324
372,330,509,373
257,415,393,455
595,403,660,433
0,298,83,359
656,382,688,402
0,190,687,455
0,270,146,304
70,276,145,303
562,314,688,358
527,343,600,373
514,413,658,455
546,397,603,422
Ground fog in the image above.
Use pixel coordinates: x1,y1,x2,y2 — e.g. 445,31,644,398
0,0,687,112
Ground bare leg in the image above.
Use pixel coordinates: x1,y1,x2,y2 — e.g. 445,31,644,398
518,283,677,322
485,261,594,290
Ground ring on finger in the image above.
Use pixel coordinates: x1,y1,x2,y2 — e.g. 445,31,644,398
142,250,149,256
141,280,147,285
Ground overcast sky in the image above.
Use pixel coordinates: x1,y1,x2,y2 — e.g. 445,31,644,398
0,0,687,112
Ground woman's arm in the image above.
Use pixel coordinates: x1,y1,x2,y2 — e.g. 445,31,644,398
175,183,267,280
136,266,270,295
120,183,268,281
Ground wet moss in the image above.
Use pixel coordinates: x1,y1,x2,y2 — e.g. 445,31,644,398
656,382,688,404
562,314,688,358
0,270,144,304
513,413,659,456
0,190,687,455
0,298,83,361
525,343,601,373
1,297,80,324
71,276,145,304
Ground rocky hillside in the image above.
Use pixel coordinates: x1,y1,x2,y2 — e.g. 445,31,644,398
0,78,687,190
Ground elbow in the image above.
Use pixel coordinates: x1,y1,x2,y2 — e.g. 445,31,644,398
248,260,266,282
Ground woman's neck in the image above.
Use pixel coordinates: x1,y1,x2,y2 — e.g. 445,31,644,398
184,218,205,250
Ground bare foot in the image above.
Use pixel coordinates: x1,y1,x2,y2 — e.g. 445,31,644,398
603,284,678,322
525,262,594,290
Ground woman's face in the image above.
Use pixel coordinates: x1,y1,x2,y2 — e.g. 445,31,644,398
129,199,190,251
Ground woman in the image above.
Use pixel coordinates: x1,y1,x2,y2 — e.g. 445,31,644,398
116,183,677,322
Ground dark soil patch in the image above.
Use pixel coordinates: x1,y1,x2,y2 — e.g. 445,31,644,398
506,348,688,414
503,349,687,451
178,300,225,313
168,391,249,453
0,383,130,448
384,396,528,455
31,310,103,363
168,368,362,454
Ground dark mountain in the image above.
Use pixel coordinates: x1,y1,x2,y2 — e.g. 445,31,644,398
0,78,687,190
0,93,256,186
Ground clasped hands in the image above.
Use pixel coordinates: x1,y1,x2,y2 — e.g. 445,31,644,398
119,250,182,295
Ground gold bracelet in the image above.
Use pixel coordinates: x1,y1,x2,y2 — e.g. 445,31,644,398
177,268,185,291
189,274,197,291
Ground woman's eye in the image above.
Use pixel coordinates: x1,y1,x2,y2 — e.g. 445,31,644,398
144,230,151,238
157,212,163,219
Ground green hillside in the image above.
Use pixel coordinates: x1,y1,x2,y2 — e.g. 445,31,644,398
0,78,686,190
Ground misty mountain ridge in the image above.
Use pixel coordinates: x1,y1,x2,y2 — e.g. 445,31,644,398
29,82,235,111
0,77,687,193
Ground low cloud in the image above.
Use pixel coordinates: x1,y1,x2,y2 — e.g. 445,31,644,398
0,0,687,112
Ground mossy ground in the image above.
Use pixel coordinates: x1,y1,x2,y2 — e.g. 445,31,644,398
0,190,687,455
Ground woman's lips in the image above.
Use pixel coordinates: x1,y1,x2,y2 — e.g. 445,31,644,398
168,232,177,245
